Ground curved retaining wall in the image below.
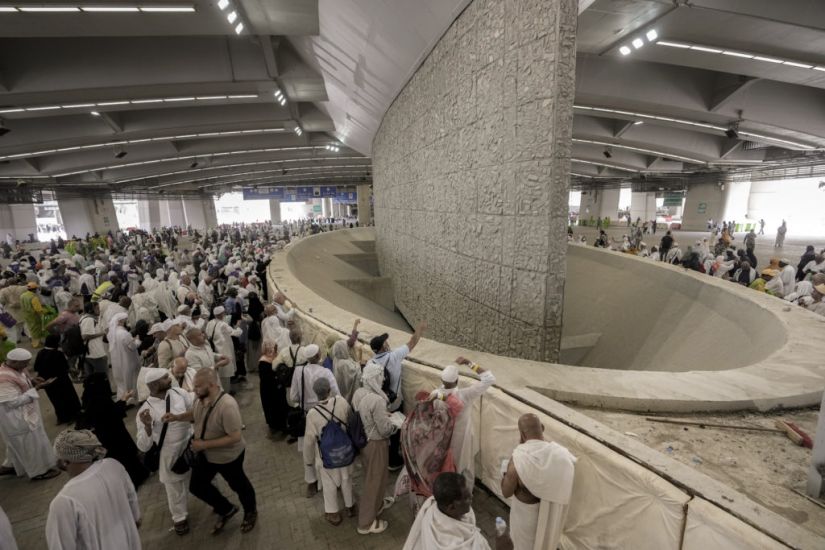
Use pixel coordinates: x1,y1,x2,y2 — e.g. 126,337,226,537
268,230,824,549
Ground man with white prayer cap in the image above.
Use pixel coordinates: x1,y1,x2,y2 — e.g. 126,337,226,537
501,414,576,550
0,347,60,480
136,368,195,535
429,357,495,486
46,429,142,550
404,472,509,550
289,344,340,496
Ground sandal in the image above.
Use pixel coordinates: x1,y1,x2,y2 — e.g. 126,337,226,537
324,512,342,526
240,511,257,533
0,466,15,476
211,505,239,535
32,469,60,481
174,520,190,536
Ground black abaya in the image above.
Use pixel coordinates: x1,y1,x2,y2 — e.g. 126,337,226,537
33,348,81,424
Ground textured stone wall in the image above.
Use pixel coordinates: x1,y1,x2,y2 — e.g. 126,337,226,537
372,0,577,361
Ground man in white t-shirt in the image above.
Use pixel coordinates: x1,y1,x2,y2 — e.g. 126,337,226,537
79,302,108,376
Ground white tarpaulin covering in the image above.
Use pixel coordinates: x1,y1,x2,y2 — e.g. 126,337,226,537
682,498,790,550
400,364,689,550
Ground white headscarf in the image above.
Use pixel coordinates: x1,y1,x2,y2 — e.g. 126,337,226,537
107,312,128,351
361,362,388,403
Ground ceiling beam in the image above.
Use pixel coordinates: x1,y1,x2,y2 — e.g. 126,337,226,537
96,112,123,133
261,36,281,79
613,120,636,138
708,75,761,112
720,138,744,158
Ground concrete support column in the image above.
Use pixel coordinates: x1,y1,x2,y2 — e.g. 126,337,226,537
160,199,186,228
630,192,657,224
322,197,333,218
181,199,207,230
356,184,371,226
137,199,161,232
721,180,752,225
597,189,620,221
682,182,724,231
269,199,281,224
0,204,37,242
57,193,119,238
203,197,218,229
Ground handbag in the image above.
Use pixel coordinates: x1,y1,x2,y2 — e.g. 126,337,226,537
171,392,225,475
0,311,16,328
140,394,170,472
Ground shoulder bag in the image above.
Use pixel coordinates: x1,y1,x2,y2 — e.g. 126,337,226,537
171,391,225,474
140,394,170,472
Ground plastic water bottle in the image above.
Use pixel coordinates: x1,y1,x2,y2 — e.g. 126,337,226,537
495,517,507,537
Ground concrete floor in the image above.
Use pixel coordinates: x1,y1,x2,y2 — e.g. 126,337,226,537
0,366,507,550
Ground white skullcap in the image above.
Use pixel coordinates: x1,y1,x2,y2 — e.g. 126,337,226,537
148,323,165,335
176,305,189,314
441,364,459,383
6,348,32,362
213,306,225,316
297,344,320,364
160,319,176,332
144,368,169,384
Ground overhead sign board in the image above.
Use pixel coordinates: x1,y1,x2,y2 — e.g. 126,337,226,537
242,186,356,202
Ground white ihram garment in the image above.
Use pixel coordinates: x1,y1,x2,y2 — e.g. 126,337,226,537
303,396,354,513
0,366,56,478
509,440,576,550
205,319,241,379
402,496,490,550
45,458,141,550
109,323,140,401
136,388,194,523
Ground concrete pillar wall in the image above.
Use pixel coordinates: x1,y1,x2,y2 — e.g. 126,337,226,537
58,193,119,238
682,182,725,231
596,188,621,220
137,199,161,231
203,198,218,229
269,199,282,224
721,180,752,223
181,199,207,230
630,192,657,223
372,0,578,362
356,185,371,226
161,199,186,228
0,204,37,242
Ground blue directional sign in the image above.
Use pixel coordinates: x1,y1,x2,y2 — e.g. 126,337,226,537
242,186,357,203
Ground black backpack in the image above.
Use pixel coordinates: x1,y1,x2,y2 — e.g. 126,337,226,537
62,317,88,357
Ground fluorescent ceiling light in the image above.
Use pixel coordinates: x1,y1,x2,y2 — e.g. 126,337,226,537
783,61,813,68
690,46,721,53
753,56,783,64
0,7,19,11
196,95,226,100
226,10,236,23
656,41,690,48
227,94,257,99
97,101,129,106
279,98,286,106
81,6,140,12
633,120,643,125
18,6,79,11
217,0,228,9
813,66,825,72
131,98,163,104
234,21,243,34
61,103,95,108
632,38,644,49
0,108,24,114
138,6,194,12
619,46,631,56
722,51,753,59
645,29,657,42
26,105,61,111
163,97,195,102
90,111,100,116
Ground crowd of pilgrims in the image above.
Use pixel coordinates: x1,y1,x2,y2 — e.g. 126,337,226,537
0,221,574,550
579,221,825,316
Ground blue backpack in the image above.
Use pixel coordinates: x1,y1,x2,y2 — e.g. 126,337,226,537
314,398,356,469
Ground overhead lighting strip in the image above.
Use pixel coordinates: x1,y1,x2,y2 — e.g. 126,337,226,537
656,40,825,74
199,173,370,190
0,127,286,162
52,146,326,178
571,158,638,173
0,93,259,116
3,5,196,13
572,138,705,164
150,165,371,190
573,105,816,150
122,157,367,185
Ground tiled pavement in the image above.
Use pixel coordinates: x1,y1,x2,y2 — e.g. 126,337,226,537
0,367,508,550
